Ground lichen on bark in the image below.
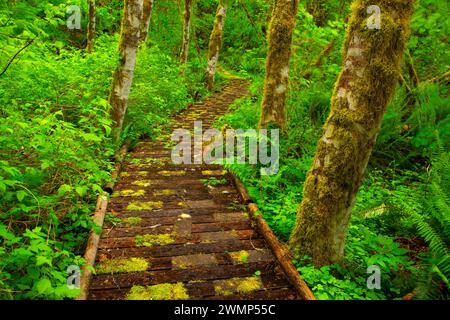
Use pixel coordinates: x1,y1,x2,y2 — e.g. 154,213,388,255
109,0,144,141
259,0,299,130
180,0,192,64
288,0,415,267
205,0,229,90
140,0,154,43
86,0,96,53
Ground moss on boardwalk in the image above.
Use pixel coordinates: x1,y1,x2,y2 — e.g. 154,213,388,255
126,283,189,300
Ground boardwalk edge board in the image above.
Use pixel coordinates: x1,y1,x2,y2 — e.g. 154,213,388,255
77,143,129,300
230,172,316,300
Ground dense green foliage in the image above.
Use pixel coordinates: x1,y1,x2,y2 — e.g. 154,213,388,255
0,0,448,300
214,1,449,300
0,0,197,299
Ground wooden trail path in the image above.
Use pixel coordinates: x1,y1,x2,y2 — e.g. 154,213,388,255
87,79,304,300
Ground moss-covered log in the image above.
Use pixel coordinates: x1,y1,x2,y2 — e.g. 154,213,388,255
86,0,96,53
259,0,299,130
179,0,192,64
288,0,415,266
205,0,228,90
109,0,144,141
140,0,154,43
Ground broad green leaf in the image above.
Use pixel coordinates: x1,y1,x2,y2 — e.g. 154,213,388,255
35,278,52,295
57,184,72,196
36,256,52,267
16,190,27,202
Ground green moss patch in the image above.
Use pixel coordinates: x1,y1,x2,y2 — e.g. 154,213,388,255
229,250,249,264
126,283,189,300
202,170,227,176
132,180,153,187
214,276,263,296
153,189,176,196
144,158,164,165
112,189,146,198
122,217,143,226
135,233,175,247
158,170,186,176
96,257,149,274
127,201,163,211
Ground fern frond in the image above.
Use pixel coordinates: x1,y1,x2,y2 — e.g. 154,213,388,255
412,213,448,258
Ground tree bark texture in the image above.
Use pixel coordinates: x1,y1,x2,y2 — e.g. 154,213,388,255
140,0,154,43
86,0,96,53
289,0,415,266
109,0,144,141
205,0,228,90
180,0,192,64
259,0,299,130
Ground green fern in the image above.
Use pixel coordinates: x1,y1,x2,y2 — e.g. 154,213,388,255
413,138,450,299
362,137,449,299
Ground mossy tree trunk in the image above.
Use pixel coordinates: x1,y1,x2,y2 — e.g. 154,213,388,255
140,0,154,43
86,0,96,53
205,0,228,90
179,0,192,64
109,0,144,142
288,0,415,266
259,0,299,130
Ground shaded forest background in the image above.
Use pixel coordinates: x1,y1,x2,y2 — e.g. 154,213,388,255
0,0,448,300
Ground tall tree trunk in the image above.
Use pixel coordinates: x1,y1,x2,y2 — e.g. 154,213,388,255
140,0,154,43
259,0,299,130
109,0,144,141
306,0,328,26
205,0,228,90
86,0,96,53
288,0,415,266
179,0,192,64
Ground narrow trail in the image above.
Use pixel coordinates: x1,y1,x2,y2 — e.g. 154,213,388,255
88,79,299,300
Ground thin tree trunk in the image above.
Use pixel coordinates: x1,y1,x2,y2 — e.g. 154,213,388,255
205,0,228,90
302,39,336,80
400,49,420,119
140,0,154,43
259,0,299,130
109,0,144,141
306,0,328,26
86,0,96,53
180,0,192,64
406,49,419,87
289,0,415,267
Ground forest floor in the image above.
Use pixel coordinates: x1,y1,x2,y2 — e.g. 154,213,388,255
87,79,299,300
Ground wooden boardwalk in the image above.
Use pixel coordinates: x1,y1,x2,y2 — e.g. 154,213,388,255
87,79,299,300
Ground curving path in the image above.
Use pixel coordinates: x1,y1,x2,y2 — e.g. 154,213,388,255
87,79,299,300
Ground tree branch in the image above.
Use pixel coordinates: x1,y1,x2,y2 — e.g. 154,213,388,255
427,70,450,83
0,36,36,77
